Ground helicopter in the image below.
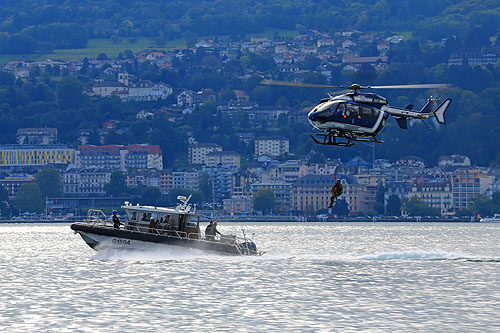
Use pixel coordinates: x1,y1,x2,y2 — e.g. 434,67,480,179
261,80,452,147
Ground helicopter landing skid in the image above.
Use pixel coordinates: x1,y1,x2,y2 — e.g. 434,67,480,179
311,133,383,147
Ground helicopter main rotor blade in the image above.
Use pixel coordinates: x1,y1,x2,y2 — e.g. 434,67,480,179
260,79,346,89
367,84,451,89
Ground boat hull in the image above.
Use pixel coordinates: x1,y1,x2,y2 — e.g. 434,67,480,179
480,219,500,223
71,223,257,255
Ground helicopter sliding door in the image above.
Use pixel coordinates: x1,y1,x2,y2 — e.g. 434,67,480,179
358,105,379,128
333,103,379,128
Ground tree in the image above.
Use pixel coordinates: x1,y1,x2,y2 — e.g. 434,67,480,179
97,53,108,60
253,189,275,213
332,198,349,216
56,76,85,109
15,183,44,214
34,167,62,198
401,197,440,216
374,185,386,214
104,171,128,196
141,186,162,206
0,185,10,217
386,195,401,216
491,191,500,213
471,194,492,216
199,172,212,202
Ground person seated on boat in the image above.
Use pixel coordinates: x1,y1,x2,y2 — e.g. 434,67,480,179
205,221,214,241
161,215,171,233
112,210,122,229
149,217,158,233
142,213,149,222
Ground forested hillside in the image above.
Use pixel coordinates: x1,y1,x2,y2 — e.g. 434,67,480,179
1,0,500,53
1,1,500,166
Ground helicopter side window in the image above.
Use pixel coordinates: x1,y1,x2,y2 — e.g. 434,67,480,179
334,104,359,124
359,106,378,127
333,103,346,121
346,104,359,118
332,103,354,124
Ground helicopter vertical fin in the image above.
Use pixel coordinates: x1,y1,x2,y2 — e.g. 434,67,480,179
433,98,452,124
419,100,434,113
395,117,408,129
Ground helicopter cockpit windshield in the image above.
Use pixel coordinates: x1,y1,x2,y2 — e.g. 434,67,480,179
309,103,336,124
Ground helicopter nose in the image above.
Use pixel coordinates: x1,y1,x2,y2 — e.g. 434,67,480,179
308,112,327,124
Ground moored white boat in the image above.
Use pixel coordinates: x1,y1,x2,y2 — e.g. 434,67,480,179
480,214,500,223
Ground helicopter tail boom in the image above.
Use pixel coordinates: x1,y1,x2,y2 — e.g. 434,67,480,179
383,98,452,124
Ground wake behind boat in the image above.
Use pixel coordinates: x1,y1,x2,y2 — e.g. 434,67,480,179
71,196,262,256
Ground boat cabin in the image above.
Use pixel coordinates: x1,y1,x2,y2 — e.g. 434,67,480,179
121,198,200,238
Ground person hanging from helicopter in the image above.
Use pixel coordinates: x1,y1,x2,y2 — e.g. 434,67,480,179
328,176,343,209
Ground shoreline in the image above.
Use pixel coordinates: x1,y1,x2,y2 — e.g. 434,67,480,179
0,218,480,224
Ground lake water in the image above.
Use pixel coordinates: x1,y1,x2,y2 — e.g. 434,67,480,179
0,222,499,332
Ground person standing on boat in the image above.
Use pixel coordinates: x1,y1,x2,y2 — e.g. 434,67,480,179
112,210,122,229
164,219,176,236
205,221,214,240
212,221,222,239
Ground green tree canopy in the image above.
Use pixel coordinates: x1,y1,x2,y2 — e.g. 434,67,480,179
15,183,44,214
374,186,386,214
104,171,128,196
34,167,62,198
470,194,493,216
141,186,162,206
253,189,275,213
401,196,440,216
486,191,500,215
0,185,10,217
386,195,401,216
199,173,212,202
56,76,85,109
332,198,349,216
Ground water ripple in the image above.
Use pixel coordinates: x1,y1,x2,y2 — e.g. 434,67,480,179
0,222,499,332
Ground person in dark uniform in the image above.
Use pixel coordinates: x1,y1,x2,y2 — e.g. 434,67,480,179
329,180,344,208
163,219,176,236
149,217,158,233
112,210,122,229
205,221,214,240
212,221,222,239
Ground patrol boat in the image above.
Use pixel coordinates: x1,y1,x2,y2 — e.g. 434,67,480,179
70,196,262,256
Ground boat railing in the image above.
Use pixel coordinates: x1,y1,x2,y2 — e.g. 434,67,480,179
114,223,255,249
84,209,112,227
